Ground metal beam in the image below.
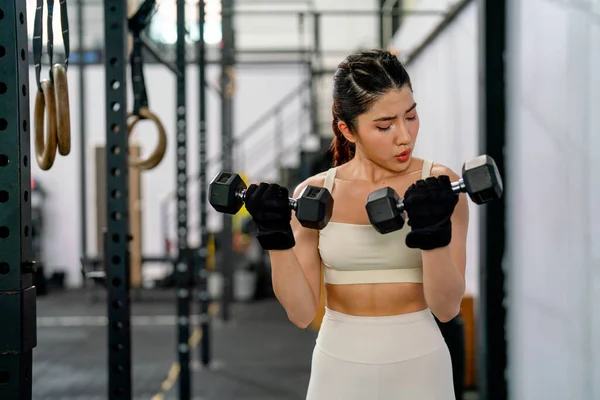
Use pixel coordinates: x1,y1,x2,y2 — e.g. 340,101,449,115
197,0,212,367
0,1,37,398
219,0,236,322
175,0,192,397
477,0,507,399
103,0,132,398
78,0,88,261
210,8,444,17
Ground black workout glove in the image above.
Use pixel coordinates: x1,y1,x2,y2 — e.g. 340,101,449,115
244,182,295,250
403,176,459,250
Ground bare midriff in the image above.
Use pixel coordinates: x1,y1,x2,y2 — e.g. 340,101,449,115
325,282,427,316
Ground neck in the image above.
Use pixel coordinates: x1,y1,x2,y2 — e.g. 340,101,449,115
344,151,414,183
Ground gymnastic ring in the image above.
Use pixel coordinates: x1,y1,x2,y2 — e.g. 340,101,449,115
127,108,168,171
52,64,71,156
34,80,58,171
224,66,236,98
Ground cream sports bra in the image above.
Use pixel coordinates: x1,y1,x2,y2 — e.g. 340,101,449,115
317,160,434,285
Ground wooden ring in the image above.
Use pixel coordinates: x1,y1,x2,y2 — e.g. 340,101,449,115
34,80,58,171
52,64,71,156
225,66,236,98
127,108,168,171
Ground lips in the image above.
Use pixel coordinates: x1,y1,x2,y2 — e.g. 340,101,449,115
395,149,412,158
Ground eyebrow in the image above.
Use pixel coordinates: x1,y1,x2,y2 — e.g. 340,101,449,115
372,102,417,122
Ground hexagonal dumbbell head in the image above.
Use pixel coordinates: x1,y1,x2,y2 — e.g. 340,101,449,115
365,187,405,234
295,185,334,230
461,155,503,205
208,172,247,214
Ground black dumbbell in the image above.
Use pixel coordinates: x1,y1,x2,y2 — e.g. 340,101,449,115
209,172,334,230
365,155,503,234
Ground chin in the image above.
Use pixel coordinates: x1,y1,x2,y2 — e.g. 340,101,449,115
389,159,412,172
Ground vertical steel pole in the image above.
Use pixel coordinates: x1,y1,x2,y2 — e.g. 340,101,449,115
0,1,37,398
197,0,212,366
104,0,132,397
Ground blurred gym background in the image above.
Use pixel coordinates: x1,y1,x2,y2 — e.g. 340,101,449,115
21,0,600,399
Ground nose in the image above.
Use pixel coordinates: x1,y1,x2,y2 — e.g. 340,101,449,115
394,121,412,145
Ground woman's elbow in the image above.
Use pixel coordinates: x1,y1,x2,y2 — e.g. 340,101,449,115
433,306,461,323
288,312,315,329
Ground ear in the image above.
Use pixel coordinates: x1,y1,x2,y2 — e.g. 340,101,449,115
337,120,358,144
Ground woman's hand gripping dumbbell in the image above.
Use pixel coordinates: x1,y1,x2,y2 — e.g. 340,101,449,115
365,155,503,250
209,172,334,250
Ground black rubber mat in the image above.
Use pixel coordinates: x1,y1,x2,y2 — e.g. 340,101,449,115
33,289,316,400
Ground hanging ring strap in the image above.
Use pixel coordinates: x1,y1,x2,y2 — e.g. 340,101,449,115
130,34,149,117
127,108,168,171
33,0,57,169
32,0,71,169
126,0,166,171
48,0,71,156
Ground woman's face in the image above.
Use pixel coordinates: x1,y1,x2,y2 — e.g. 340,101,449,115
341,86,420,172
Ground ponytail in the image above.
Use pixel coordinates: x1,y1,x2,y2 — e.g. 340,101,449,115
329,118,355,166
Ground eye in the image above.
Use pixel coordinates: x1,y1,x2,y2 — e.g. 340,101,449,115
376,125,392,132
406,112,417,121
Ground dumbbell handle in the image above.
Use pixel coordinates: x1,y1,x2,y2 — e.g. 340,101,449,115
396,178,466,211
235,189,298,211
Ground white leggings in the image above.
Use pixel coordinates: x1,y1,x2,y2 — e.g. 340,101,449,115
306,308,455,400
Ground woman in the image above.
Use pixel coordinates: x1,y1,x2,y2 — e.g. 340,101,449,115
243,49,469,399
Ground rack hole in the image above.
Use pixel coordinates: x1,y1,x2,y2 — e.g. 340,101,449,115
0,155,8,166
0,118,7,131
23,190,29,202
0,191,8,202
0,82,7,94
0,262,10,275
0,226,9,239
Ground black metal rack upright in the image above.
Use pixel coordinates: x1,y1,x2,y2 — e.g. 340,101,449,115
197,0,212,367
175,0,193,398
103,1,132,398
477,1,507,399
219,0,236,322
0,1,37,399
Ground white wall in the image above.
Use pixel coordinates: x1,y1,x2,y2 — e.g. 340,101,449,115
393,0,600,397
390,1,480,295
31,64,306,286
506,0,600,398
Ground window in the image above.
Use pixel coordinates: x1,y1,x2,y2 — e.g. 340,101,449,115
148,0,222,45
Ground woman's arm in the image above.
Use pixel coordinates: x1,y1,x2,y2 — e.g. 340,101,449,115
421,166,469,322
269,177,325,329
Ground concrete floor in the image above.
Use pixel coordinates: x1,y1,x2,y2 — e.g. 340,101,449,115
32,289,479,399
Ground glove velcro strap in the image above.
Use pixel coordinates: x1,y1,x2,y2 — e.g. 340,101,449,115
405,221,452,250
256,229,295,250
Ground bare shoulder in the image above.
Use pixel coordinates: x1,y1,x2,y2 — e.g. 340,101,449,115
430,162,461,182
292,171,328,197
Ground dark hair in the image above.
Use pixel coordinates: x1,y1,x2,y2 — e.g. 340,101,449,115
329,49,413,166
